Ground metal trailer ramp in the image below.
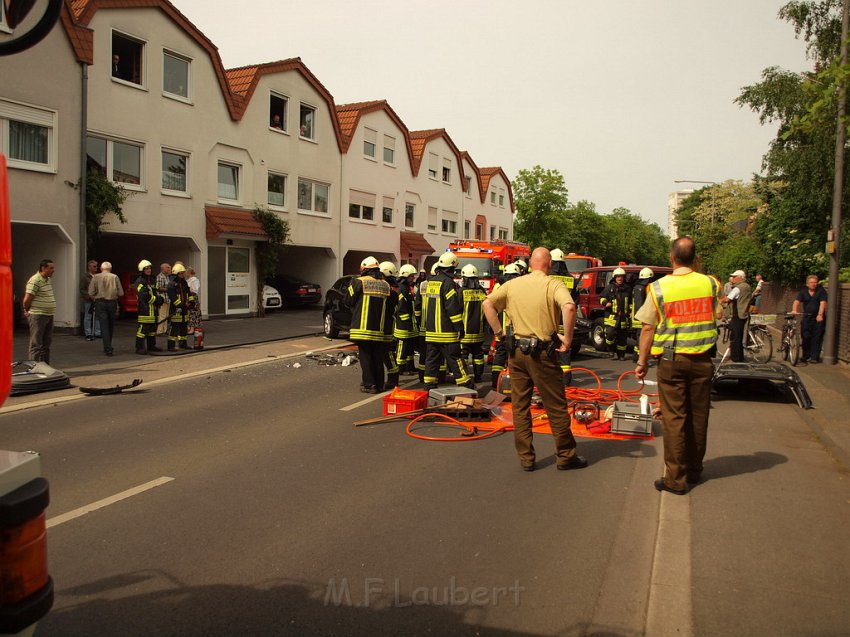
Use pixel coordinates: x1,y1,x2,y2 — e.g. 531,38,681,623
712,361,813,409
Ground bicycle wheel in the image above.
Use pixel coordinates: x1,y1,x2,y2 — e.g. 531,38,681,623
748,327,773,363
789,328,801,366
781,328,790,361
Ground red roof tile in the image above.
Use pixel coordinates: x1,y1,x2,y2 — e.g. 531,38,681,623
334,100,416,173
408,129,466,186
205,206,266,240
60,0,94,65
399,231,434,256
479,167,515,213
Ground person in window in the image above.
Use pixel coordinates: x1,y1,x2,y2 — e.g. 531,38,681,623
112,54,124,79
270,114,283,129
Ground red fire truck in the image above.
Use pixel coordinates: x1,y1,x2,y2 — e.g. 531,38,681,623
560,252,603,277
446,240,531,292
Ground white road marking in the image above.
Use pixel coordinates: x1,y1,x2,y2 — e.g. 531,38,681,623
46,477,174,529
339,379,419,412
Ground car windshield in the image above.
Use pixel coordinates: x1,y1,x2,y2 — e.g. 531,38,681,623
455,257,494,278
565,257,593,273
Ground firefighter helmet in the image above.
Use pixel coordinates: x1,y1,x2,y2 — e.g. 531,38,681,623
612,267,626,277
379,261,398,278
515,259,527,271
437,252,458,269
360,256,379,271
639,267,653,279
550,249,565,262
503,263,521,275
172,263,186,275
137,259,152,271
430,263,439,275
398,264,417,278
461,264,478,278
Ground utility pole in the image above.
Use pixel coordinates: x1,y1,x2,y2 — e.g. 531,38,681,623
823,0,849,365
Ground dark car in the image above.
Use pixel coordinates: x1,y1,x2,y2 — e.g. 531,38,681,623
322,275,355,338
266,274,322,309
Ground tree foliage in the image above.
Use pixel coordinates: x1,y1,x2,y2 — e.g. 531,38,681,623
512,165,570,248
69,169,131,256
252,206,290,317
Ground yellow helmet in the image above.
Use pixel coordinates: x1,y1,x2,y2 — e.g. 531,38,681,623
137,259,152,271
639,267,653,279
612,267,626,277
398,264,417,278
360,256,379,271
461,264,478,277
550,249,565,262
172,263,186,275
379,261,398,278
503,263,521,275
437,252,458,269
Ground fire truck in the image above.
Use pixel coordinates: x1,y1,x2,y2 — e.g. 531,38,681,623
560,252,603,277
446,240,531,292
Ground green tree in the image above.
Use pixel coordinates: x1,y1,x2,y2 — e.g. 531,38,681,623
69,169,131,256
252,206,290,317
512,166,570,248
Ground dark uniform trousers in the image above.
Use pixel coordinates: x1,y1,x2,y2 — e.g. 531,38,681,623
656,352,714,491
356,340,387,390
509,348,578,466
424,341,469,387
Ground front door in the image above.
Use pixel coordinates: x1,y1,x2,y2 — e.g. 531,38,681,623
226,246,251,314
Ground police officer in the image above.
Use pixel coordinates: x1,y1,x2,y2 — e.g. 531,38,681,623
459,264,487,383
422,252,472,389
549,248,579,385
601,267,632,360
630,267,653,361
484,247,588,472
394,264,419,374
345,256,391,393
379,261,401,389
134,259,162,354
489,262,522,388
167,263,196,351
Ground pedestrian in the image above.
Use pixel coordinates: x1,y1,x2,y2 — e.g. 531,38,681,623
634,236,721,495
483,247,587,472
721,269,751,362
22,259,56,364
459,264,487,383
792,274,828,364
422,252,473,390
601,267,632,360
79,259,101,340
393,264,419,374
134,260,162,354
549,249,578,385
344,256,391,393
379,261,401,390
88,261,124,356
185,266,203,347
156,263,171,336
752,273,764,310
166,263,193,350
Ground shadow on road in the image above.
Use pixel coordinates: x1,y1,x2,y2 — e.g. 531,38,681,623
700,451,788,482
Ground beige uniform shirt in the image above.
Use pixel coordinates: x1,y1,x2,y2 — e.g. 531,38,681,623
88,272,124,301
487,270,573,341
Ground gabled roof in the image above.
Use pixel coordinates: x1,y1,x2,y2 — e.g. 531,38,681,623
225,58,344,152
205,206,266,240
480,167,515,213
460,151,484,203
408,129,466,186
335,100,415,174
60,0,94,64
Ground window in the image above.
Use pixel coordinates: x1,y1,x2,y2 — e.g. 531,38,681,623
1,100,57,172
298,178,329,213
498,227,509,240
427,207,437,232
112,31,144,85
499,190,505,207
442,159,451,184
217,162,240,201
428,152,438,179
441,219,457,234
269,93,288,130
405,203,415,228
268,171,287,207
490,225,496,240
349,203,374,221
299,103,316,139
363,128,376,158
475,223,483,240
382,196,394,224
383,135,395,164
464,220,470,239
490,190,496,204
465,176,472,195
161,149,188,193
163,50,190,99
87,135,142,186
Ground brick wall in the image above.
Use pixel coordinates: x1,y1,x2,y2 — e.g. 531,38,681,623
758,282,850,363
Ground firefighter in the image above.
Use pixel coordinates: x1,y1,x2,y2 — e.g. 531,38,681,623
413,262,440,383
344,256,391,393
600,266,632,360
394,264,419,374
422,252,472,389
459,264,487,383
549,248,578,385
631,267,653,362
134,259,162,354
167,263,196,351
515,259,528,275
490,262,522,388
379,261,401,389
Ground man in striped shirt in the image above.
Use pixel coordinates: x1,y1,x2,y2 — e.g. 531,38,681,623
22,259,57,364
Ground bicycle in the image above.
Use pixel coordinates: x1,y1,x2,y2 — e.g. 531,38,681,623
717,317,773,364
779,312,802,366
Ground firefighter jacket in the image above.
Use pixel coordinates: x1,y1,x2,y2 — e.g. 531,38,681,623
167,276,196,323
344,270,391,342
550,273,577,334
413,279,428,333
460,279,487,343
134,274,159,324
382,284,399,343
394,281,418,339
600,280,632,329
631,279,651,328
422,271,464,343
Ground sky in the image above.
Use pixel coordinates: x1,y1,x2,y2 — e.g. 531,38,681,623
174,0,811,230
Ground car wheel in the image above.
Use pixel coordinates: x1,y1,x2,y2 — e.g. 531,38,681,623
323,311,340,339
591,318,607,351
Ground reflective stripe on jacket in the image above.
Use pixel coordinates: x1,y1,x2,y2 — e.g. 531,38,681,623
601,281,632,328
461,283,487,343
394,284,418,339
422,272,463,343
649,272,719,355
134,275,158,324
346,273,391,342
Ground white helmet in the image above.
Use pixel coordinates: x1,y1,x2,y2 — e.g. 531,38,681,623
612,267,626,277
437,252,458,269
398,264,417,278
461,264,478,278
430,263,439,275
360,256,379,271
515,259,528,271
172,263,186,275
550,249,565,262
639,267,653,279
503,263,521,275
379,261,398,278
138,259,152,271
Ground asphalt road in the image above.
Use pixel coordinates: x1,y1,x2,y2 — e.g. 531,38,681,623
2,347,849,636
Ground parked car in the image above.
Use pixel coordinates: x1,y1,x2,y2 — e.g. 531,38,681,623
266,274,322,308
576,264,672,350
118,272,138,317
263,284,282,311
322,275,356,338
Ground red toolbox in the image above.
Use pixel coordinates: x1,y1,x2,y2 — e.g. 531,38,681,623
383,388,428,416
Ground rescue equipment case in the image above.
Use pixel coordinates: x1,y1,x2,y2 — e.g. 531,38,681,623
428,386,477,407
383,388,428,416
611,401,653,436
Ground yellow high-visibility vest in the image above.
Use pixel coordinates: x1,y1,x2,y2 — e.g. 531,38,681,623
649,272,719,355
